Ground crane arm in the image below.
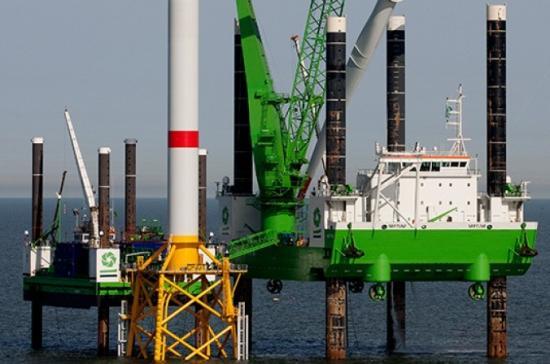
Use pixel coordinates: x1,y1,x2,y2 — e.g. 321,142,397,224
236,0,352,234
236,0,291,198
51,171,67,238
64,110,96,209
41,170,67,244
64,109,99,245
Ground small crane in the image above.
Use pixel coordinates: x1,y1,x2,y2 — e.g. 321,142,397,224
43,170,67,244
64,109,99,247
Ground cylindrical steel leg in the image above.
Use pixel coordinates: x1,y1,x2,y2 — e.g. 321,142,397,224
487,276,507,358
124,139,137,240
326,17,347,186
98,296,110,355
326,279,347,359
98,147,111,248
386,16,406,353
31,137,44,243
387,16,405,152
31,137,44,350
98,147,111,355
386,281,405,353
325,16,348,360
31,298,43,350
234,22,253,195
487,5,507,197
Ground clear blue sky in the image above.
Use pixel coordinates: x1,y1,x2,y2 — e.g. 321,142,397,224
1,0,549,198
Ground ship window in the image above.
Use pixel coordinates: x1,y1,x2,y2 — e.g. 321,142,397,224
421,183,424,187
451,162,459,167
420,162,431,171
421,201,424,205
449,183,453,187
439,201,442,205
442,162,450,167
460,162,467,167
467,183,471,187
467,201,471,205
449,201,453,205
431,162,441,172
439,183,442,187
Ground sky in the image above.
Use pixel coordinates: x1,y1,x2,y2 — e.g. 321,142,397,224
1,0,550,199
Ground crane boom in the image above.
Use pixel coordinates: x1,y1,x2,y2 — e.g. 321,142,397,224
50,170,67,242
236,0,345,235
236,0,297,234
64,109,99,246
285,0,344,165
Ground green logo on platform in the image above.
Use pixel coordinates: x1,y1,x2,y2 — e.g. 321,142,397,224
313,208,321,227
101,252,117,268
222,207,229,225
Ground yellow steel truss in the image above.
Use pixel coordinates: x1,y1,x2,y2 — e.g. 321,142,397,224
126,241,247,362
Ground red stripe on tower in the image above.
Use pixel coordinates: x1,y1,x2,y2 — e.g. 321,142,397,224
169,131,199,148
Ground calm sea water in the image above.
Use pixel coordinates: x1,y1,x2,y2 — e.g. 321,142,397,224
1,198,548,363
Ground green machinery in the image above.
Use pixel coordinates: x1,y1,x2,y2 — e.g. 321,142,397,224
235,0,344,235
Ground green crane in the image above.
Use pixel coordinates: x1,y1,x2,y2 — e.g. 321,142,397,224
235,0,344,237
37,171,67,246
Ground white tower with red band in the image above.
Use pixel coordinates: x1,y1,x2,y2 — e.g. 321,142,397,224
168,0,200,269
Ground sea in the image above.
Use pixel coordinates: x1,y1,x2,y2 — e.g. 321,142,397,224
0,198,548,363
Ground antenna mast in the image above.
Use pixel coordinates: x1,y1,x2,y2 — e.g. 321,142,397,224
445,85,470,155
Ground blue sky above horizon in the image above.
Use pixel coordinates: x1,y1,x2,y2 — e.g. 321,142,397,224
1,0,549,199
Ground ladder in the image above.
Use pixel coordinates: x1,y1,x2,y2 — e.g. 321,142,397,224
236,301,249,360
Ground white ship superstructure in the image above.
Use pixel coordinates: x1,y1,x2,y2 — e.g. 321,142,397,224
307,87,532,247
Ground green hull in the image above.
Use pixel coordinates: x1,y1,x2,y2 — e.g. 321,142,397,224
234,227,537,282
23,275,131,308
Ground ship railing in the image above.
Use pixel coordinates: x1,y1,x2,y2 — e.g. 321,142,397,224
357,169,376,177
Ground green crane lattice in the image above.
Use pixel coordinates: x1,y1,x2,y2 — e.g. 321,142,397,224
285,0,345,166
